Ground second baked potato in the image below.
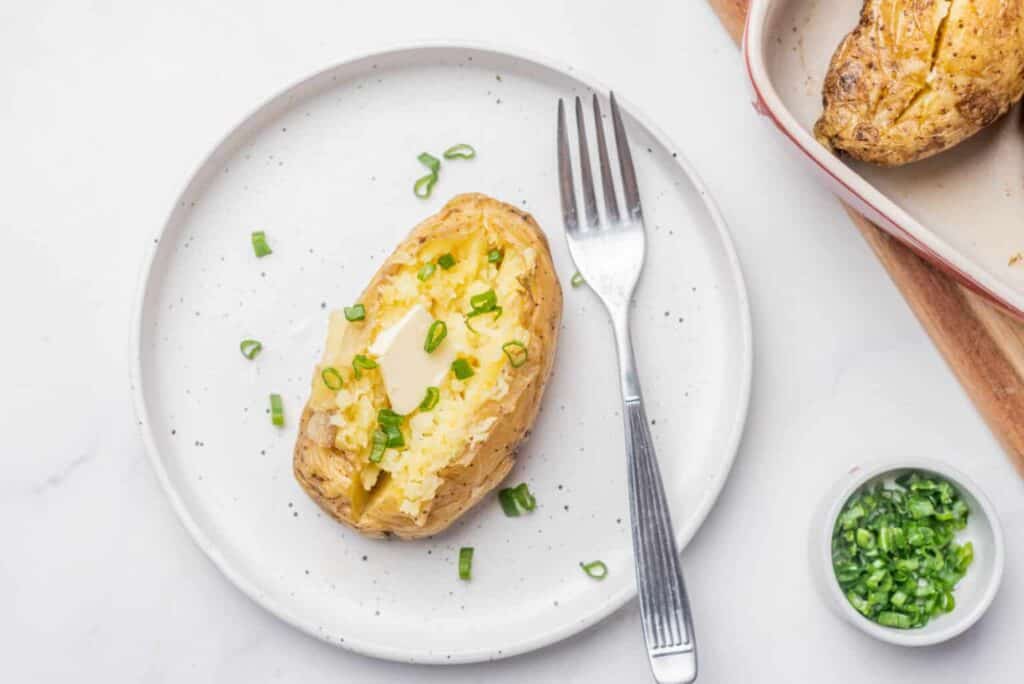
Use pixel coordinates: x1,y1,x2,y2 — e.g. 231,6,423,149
815,0,1024,166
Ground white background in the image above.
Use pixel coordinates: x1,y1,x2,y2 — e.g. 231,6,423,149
1,1,1020,681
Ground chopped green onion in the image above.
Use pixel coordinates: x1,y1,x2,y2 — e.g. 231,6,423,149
466,305,503,324
369,429,387,463
465,288,502,331
468,305,503,325
419,386,440,411
470,289,498,314
847,590,869,615
956,541,974,571
499,482,537,516
458,547,474,580
414,174,437,199
438,253,456,270
321,367,344,390
239,339,263,360
580,561,608,580
424,320,447,353
418,152,441,175
383,423,404,448
352,354,378,379
451,358,474,380
487,248,504,266
269,393,284,427
414,153,441,199
832,471,974,630
344,304,366,322
571,271,584,288
251,231,272,258
377,408,403,427
502,341,528,368
443,144,476,160
498,488,521,516
513,483,536,511
417,262,436,281
940,590,956,613
877,611,912,629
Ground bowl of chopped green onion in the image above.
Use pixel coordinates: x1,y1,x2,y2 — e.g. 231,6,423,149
818,460,1004,646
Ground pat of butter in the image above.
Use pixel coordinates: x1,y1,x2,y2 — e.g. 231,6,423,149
368,304,455,414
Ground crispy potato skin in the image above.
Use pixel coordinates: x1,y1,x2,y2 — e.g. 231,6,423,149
815,0,1024,166
293,194,562,539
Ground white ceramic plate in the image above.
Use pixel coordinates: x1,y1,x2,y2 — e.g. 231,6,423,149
745,0,1024,317
131,45,751,664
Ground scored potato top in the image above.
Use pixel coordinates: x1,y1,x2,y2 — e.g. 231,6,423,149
294,194,562,538
815,0,1024,166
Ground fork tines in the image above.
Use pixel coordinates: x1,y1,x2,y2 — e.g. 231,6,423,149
557,92,643,231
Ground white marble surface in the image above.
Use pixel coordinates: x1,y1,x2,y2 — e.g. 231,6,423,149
1,1,1020,681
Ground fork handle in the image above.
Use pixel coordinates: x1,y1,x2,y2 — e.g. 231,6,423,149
616,320,698,683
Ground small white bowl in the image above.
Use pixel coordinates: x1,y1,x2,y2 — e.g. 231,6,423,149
813,459,1004,646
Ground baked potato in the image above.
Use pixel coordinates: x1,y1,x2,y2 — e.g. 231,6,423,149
814,0,1024,166
293,193,562,539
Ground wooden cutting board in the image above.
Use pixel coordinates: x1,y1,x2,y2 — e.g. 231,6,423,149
708,0,1024,477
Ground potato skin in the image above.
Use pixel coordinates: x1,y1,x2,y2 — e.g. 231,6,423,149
815,0,1024,166
293,194,562,539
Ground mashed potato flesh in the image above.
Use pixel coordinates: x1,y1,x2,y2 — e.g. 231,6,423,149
319,221,535,518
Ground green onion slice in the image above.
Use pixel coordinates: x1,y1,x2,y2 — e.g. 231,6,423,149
424,320,447,353
438,253,456,270
413,173,437,199
878,611,912,629
417,262,436,281
571,271,584,288
419,386,440,411
498,488,521,516
418,152,441,175
487,248,503,266
443,144,476,160
321,367,344,390
513,482,536,511
377,408,403,427
465,289,503,332
369,429,387,463
458,547,474,580
451,358,474,380
352,354,378,379
466,305,502,323
383,423,405,448
502,341,528,368
580,561,608,580
469,289,498,314
251,231,272,258
498,482,536,516
344,304,366,322
269,393,284,427
239,339,263,360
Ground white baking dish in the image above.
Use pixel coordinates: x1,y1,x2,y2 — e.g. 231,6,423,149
744,0,1024,317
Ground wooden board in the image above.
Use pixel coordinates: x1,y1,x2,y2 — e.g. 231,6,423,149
708,0,1024,477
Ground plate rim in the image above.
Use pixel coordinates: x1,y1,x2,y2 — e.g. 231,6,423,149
744,0,1024,319
129,40,753,664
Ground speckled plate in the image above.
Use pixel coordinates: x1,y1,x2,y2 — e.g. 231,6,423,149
131,45,752,664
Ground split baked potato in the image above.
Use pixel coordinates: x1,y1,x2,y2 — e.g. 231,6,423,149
293,194,562,539
815,0,1024,166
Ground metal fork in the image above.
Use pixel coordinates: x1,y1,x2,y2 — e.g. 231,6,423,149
557,94,697,684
